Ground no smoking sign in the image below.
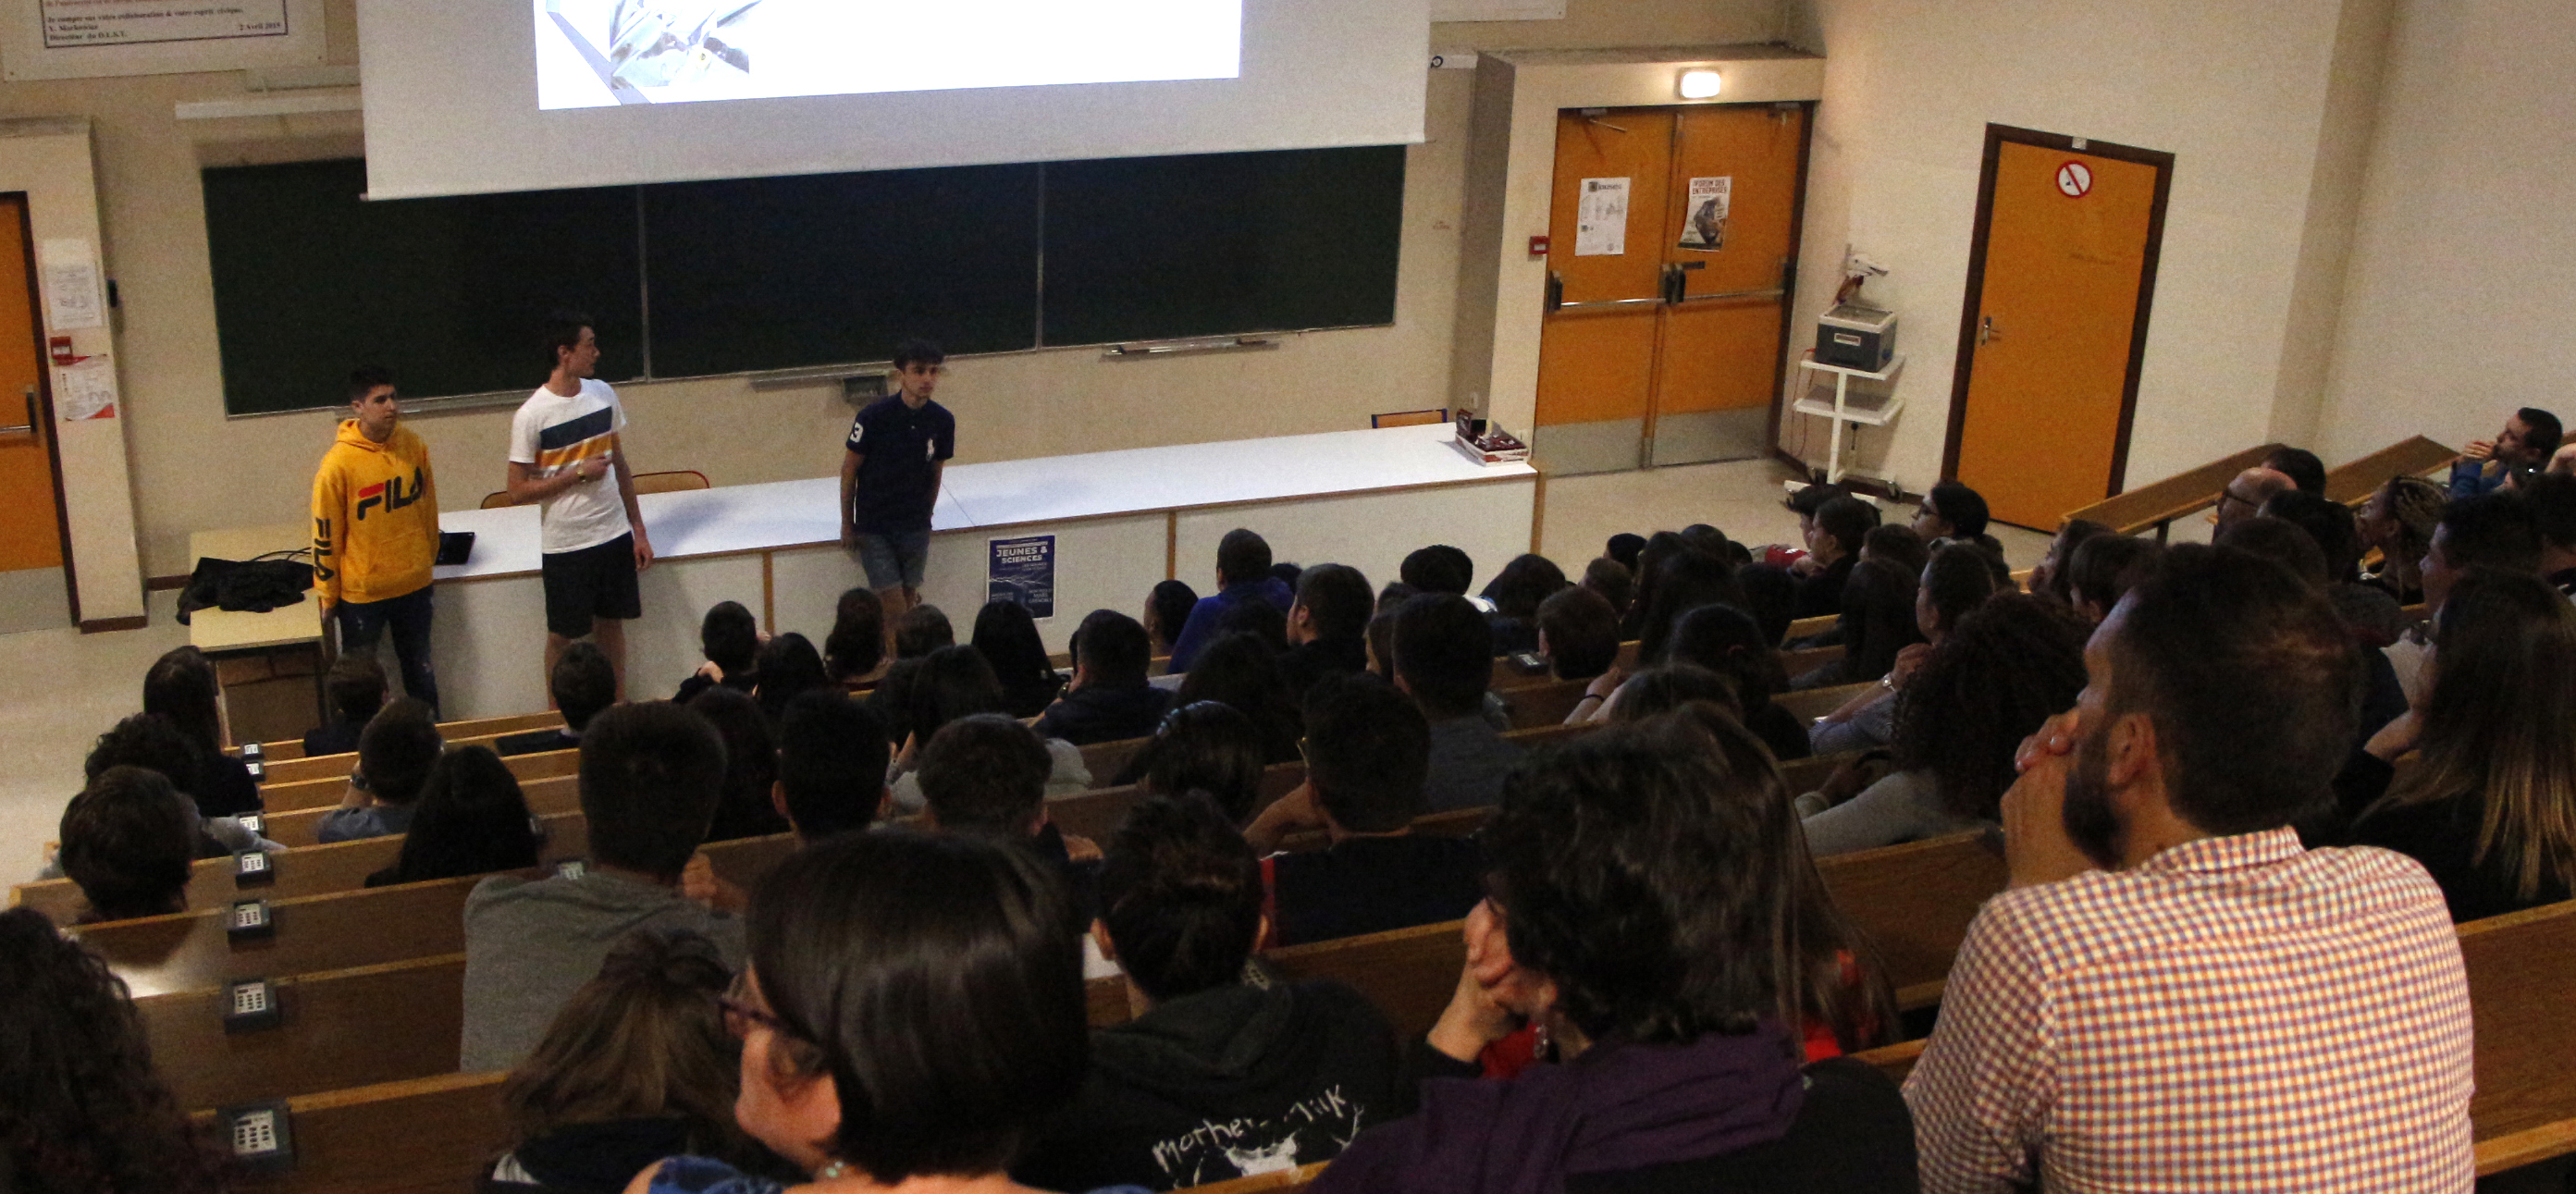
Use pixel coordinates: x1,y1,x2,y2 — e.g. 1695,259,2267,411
2056,160,2093,198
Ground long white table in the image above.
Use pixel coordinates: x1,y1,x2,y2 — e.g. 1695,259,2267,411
429,424,1538,719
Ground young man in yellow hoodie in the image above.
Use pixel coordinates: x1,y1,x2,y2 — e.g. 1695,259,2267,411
312,366,441,715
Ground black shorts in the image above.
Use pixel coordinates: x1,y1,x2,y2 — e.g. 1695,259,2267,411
540,533,642,639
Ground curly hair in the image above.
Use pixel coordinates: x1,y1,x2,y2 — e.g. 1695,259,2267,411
0,907,221,1194
1892,593,2091,821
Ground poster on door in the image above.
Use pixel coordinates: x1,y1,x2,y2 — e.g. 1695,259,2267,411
1676,177,1731,250
987,534,1055,620
1574,177,1629,256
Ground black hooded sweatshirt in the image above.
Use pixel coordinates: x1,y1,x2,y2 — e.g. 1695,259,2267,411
1016,979,1407,1192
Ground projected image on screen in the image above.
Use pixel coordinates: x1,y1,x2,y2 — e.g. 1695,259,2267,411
536,0,1241,109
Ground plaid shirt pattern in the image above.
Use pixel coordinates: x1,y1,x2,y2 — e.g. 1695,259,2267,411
1904,827,2476,1192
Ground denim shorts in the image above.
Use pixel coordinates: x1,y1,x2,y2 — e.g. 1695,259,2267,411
854,529,931,590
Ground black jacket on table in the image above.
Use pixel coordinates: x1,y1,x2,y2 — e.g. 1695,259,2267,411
2337,752,2573,923
1016,979,1407,1193
1032,683,1177,746
1267,834,1485,948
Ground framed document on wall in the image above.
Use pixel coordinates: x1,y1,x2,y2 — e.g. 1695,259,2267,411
1,0,325,80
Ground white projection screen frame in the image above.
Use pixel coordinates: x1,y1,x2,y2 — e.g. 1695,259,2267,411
358,0,1429,201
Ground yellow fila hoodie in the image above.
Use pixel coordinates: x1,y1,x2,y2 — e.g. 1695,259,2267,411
311,419,439,607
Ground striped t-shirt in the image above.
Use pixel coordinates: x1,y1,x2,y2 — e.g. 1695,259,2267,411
508,378,631,554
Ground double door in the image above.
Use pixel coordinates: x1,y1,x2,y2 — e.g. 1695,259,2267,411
1533,104,1809,474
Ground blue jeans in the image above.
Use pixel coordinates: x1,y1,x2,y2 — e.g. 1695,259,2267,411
336,585,438,717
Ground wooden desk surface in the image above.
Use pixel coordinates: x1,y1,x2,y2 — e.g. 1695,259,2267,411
186,523,325,653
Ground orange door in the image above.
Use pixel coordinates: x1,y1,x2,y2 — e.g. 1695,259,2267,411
1951,141,2163,529
0,195,68,633
1534,108,1673,474
1650,104,1806,466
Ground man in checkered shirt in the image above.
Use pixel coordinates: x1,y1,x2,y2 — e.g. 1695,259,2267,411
1905,544,2476,1192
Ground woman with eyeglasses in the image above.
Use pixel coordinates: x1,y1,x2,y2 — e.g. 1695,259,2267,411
626,829,1145,1194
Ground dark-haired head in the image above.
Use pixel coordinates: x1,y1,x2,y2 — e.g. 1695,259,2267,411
0,905,222,1191
1302,673,1429,833
1073,609,1152,690
388,745,543,884
908,645,1009,745
348,363,394,403
1892,594,2089,820
740,830,1086,1182
1482,554,1569,622
2217,514,2328,589
824,587,886,683
357,699,444,806
1606,533,1646,573
1916,481,1990,540
971,599,1059,717
1215,529,1273,587
1132,700,1267,825
1175,634,1300,762
775,691,888,841
1637,549,1750,665
893,605,954,659
754,634,832,727
1217,597,1288,655
2033,519,2111,606
142,646,223,755
1732,562,1795,647
699,601,761,680
2067,533,2162,624
889,338,946,371
1290,562,1374,645
578,703,725,880
2262,447,2327,496
1144,581,1198,654
1604,663,1744,724
83,713,200,795
541,310,593,372
1391,593,1492,719
1835,558,1925,683
552,640,620,732
58,767,194,922
326,652,389,726
1918,543,1999,641
505,929,756,1167
1535,586,1621,682
1667,604,1787,708
2426,492,2542,613
1861,524,1929,579
1785,483,1848,520
918,714,1053,839
1580,557,1634,619
1098,794,1263,1004
2516,407,2565,463
1812,496,1879,563
1399,545,1474,596
688,687,788,843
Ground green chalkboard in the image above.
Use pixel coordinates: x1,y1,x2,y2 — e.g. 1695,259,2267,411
203,146,1405,416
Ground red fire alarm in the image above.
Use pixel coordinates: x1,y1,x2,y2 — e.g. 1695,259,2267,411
1528,235,1549,257
48,336,73,365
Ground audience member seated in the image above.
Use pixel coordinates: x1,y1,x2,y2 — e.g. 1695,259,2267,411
305,653,388,757
490,929,790,1193
973,598,1066,718
687,688,791,843
1634,548,1752,665
821,585,885,690
1394,594,1522,812
1277,562,1373,699
2263,445,2327,495
1033,609,1175,746
142,645,260,818
1246,674,1484,946
1649,605,1806,761
889,646,1091,812
2065,532,2163,625
1019,795,1407,1192
1791,495,1878,620
2522,472,2576,596
1318,709,1914,1193
2359,474,2445,604
463,702,741,1072
1859,523,1929,579
1173,634,1301,765
1766,482,1848,571
1732,560,1797,647
770,691,890,843
1480,553,1568,655
1811,543,1995,756
2262,488,2405,645
1399,543,1475,596
42,713,281,880
1166,528,1295,673
2399,491,2543,705
1119,699,1268,825
1534,585,1620,683
365,745,542,888
2221,515,2409,744
917,713,1101,917
1904,544,2475,1190
1620,531,1687,640
1271,560,1303,589
2451,405,2561,499
1596,663,1741,724
624,830,1099,1194
1910,479,1995,555
0,906,223,1193
672,600,761,706
893,602,955,659
1606,531,1645,574
2340,568,2576,920
500,641,619,757
55,767,197,923
2026,517,2109,609
750,633,832,731
319,698,444,843
2212,464,2294,533
1215,595,1290,657
1794,557,1922,690
1579,555,1634,621
1143,578,1198,659
1797,594,2088,856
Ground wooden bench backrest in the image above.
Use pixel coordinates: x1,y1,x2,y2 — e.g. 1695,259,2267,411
263,770,580,847
1775,681,1877,724
1265,918,1468,1040
260,727,550,787
2459,897,2576,1173
2322,435,2458,507
258,748,580,815
192,1071,508,1194
1078,735,1151,785
11,811,591,926
240,711,562,765
143,953,466,1112
2064,442,2280,536
1813,829,2006,1008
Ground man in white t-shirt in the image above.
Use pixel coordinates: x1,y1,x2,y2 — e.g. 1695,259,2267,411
507,312,654,696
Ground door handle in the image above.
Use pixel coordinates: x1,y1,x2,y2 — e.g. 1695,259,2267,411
1546,271,1564,314
1978,314,2001,346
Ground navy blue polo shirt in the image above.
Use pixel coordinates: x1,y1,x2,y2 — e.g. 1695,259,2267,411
844,396,955,534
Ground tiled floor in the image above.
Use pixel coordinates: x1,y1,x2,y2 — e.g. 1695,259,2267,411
0,459,2058,879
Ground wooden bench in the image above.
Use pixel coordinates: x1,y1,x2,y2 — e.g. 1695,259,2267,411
256,748,580,816
258,771,581,848
191,1071,508,1194
143,953,466,1112
2323,435,2458,508
1814,829,2005,1009
2064,443,2282,540
256,726,557,788
1775,681,1877,723
233,712,563,766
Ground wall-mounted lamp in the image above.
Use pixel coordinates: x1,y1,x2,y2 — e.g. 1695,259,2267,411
1678,69,1722,99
